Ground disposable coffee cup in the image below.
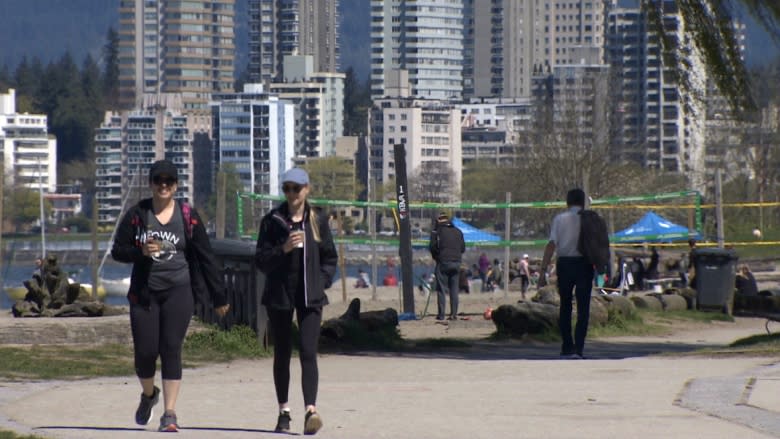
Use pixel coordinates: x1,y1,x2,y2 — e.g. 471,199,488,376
293,230,304,248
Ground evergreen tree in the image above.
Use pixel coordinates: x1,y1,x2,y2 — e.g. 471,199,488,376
343,67,370,136
102,27,120,108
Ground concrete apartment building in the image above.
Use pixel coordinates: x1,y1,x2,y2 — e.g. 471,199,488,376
531,60,611,158
368,89,463,203
459,99,535,166
249,0,340,84
94,94,210,227
465,0,606,99
209,84,295,200
605,0,707,190
117,0,235,110
0,88,57,194
268,55,345,157
370,0,464,100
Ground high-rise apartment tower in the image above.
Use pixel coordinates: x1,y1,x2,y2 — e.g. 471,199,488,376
249,0,340,84
118,0,236,110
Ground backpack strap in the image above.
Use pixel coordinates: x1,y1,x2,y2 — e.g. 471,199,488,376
180,201,194,239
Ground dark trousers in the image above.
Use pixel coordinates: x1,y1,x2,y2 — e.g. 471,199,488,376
436,261,461,318
556,257,594,355
130,283,194,380
520,275,530,295
268,306,322,406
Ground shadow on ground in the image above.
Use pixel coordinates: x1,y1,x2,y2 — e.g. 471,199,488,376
333,338,726,362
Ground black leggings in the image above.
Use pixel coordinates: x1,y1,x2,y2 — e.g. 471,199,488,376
268,307,322,407
130,283,194,380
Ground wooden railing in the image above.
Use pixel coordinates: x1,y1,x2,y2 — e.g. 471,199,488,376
193,239,268,347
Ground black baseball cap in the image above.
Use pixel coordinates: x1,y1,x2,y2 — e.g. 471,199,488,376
149,159,178,184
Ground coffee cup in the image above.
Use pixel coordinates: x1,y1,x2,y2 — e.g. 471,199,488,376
292,230,304,248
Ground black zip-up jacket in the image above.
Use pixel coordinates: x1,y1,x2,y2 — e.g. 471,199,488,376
255,202,338,309
111,198,227,308
429,220,465,263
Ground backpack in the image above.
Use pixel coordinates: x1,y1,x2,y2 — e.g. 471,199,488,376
577,209,610,275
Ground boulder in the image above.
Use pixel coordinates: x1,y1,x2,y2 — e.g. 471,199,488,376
597,294,636,318
630,295,663,311
587,296,609,326
532,285,560,307
655,293,688,312
668,287,697,310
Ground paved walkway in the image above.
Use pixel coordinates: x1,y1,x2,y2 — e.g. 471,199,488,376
1,323,779,439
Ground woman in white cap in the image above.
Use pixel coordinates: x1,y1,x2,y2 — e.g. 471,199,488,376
255,167,337,435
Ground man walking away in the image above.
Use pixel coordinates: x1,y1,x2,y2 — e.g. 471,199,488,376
538,189,594,359
429,212,465,320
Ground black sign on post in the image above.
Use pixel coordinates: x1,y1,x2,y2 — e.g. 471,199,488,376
393,144,415,316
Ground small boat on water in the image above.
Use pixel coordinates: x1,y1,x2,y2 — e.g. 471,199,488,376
3,279,107,301
101,277,131,296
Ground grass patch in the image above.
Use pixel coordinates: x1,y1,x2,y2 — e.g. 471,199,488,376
0,325,270,381
0,344,134,380
646,309,734,324
729,332,780,349
183,324,270,364
0,430,46,439
0,432,44,439
589,309,666,338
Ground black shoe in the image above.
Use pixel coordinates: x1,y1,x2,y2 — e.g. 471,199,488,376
303,410,323,435
275,410,291,433
135,386,160,426
435,315,445,321
448,315,457,321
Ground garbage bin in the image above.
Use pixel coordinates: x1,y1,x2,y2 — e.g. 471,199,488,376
693,248,738,314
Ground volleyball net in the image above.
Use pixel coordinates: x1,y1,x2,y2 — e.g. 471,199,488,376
234,189,780,249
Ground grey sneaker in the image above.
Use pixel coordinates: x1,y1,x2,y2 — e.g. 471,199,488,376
275,410,291,433
303,410,322,435
158,411,179,432
134,386,159,426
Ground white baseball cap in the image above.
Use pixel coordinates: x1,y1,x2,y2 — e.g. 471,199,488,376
523,254,529,259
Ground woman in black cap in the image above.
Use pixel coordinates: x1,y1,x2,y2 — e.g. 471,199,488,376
255,167,337,435
111,159,229,432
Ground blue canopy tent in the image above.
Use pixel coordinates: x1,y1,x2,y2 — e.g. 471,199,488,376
451,218,502,244
611,211,699,243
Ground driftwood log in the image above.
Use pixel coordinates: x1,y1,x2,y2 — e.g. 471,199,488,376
490,302,559,337
320,298,399,343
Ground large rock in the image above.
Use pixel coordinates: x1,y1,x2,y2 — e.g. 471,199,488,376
491,302,558,337
630,295,663,311
597,295,636,318
666,287,697,310
654,293,688,312
532,285,560,307
587,296,609,326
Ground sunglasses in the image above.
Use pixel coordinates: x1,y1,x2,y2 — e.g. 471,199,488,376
153,176,177,186
282,184,303,194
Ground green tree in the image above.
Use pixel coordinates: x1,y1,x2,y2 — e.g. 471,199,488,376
7,188,51,232
102,27,120,108
304,157,361,201
344,67,371,136
648,0,779,112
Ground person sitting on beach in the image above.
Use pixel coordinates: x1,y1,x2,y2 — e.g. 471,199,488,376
354,269,370,289
735,264,759,296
